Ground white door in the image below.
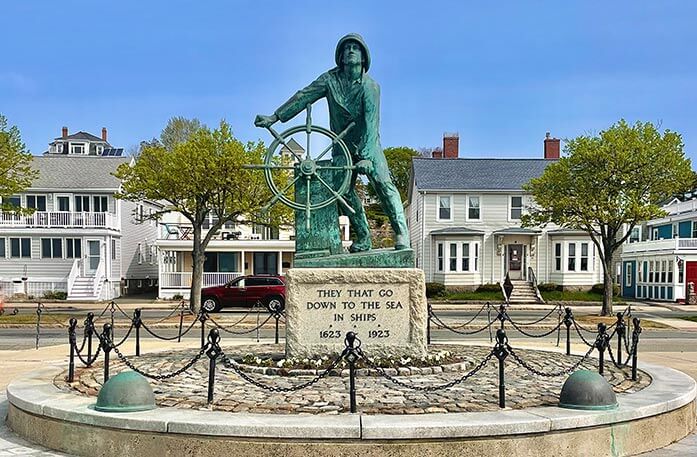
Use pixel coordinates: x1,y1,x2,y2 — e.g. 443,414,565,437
86,240,101,276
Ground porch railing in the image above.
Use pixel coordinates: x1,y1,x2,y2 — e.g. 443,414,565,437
527,267,545,303
623,237,697,254
67,258,81,295
0,211,118,229
160,272,243,289
92,259,105,298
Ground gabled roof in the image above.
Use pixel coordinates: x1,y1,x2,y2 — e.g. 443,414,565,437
52,131,109,143
412,158,555,192
430,227,485,236
29,156,130,190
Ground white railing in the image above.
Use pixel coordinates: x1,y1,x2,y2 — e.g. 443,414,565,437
92,259,105,298
67,258,81,295
665,199,697,216
0,211,118,229
623,237,697,254
159,272,243,289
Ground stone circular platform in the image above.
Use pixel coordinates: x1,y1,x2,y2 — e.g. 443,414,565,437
57,344,649,414
5,346,696,456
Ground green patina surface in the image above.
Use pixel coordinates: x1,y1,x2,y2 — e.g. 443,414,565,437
295,247,414,268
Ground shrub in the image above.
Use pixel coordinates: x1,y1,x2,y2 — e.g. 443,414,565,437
537,282,561,292
591,283,620,296
425,282,446,298
476,283,501,292
42,290,67,300
172,294,184,300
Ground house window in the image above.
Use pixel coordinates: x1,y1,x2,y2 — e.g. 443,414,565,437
0,238,4,258
449,243,457,271
438,196,452,220
70,143,85,154
137,243,143,264
66,239,82,259
461,243,470,271
693,221,697,239
41,238,63,258
111,239,116,260
57,196,70,211
5,195,21,208
668,260,674,283
10,238,31,258
648,261,654,283
467,196,480,220
474,243,479,271
567,243,576,271
661,260,667,283
437,243,444,272
74,196,90,212
625,266,632,287
554,243,562,271
679,260,684,283
92,196,108,212
26,195,47,211
580,243,589,271
629,227,640,243
510,196,523,220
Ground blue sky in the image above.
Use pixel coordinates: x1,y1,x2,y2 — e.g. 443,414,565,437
2,1,697,162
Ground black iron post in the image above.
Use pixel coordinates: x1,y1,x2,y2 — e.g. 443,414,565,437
206,328,221,405
631,318,642,381
497,303,507,330
487,302,493,343
177,301,185,343
199,311,208,349
615,312,625,365
102,323,113,382
596,323,608,375
35,302,43,350
563,308,573,356
493,329,509,408
427,303,432,345
344,332,361,413
68,318,77,383
133,308,142,357
85,312,94,363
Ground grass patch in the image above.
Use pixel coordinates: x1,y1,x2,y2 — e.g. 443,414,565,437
540,290,605,302
679,316,697,323
441,290,503,301
0,313,78,324
575,314,668,329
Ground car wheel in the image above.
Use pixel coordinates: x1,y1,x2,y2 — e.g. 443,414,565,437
265,296,285,313
202,296,221,313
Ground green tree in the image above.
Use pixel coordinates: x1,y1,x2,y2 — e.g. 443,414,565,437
160,116,204,151
115,119,290,312
367,146,420,202
522,120,693,315
0,115,37,213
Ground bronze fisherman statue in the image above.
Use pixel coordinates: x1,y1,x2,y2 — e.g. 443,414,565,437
255,33,410,253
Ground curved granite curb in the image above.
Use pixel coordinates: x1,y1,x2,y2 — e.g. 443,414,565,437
5,362,696,456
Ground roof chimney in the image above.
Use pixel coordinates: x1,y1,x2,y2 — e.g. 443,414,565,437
102,127,108,141
544,132,560,159
431,147,443,159
62,126,68,138
443,132,459,158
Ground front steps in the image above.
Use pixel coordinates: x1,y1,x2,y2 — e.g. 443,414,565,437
68,277,102,301
508,280,544,304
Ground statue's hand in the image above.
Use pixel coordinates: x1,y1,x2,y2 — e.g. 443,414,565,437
355,160,373,175
254,114,278,128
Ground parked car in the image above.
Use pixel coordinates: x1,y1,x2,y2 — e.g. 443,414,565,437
200,275,285,312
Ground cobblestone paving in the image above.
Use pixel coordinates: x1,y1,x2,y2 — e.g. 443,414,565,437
57,344,650,415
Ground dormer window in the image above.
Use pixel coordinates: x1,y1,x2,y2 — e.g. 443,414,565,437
70,143,85,154
96,145,104,155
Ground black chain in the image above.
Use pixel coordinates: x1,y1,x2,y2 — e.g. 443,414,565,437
430,312,495,335
110,322,135,348
429,303,490,330
506,318,563,338
141,314,199,340
218,351,345,392
507,304,561,326
208,314,273,335
111,343,209,380
507,343,595,377
72,340,102,366
572,320,596,347
359,348,494,391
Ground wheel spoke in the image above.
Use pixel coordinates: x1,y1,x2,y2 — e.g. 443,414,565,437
267,126,303,163
314,121,356,162
317,166,357,170
246,164,297,170
314,174,356,215
262,175,301,212
305,178,311,230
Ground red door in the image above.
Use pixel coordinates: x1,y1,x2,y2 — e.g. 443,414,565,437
686,262,697,298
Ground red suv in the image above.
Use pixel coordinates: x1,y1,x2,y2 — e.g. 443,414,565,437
201,275,285,312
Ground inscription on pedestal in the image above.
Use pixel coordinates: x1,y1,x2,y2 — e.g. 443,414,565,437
285,268,427,358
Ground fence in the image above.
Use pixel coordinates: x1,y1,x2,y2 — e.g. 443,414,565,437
60,301,643,413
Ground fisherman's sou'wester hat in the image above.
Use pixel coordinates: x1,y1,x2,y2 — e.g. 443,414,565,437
335,33,371,71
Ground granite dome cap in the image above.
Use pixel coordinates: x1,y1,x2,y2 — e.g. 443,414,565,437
335,33,371,72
